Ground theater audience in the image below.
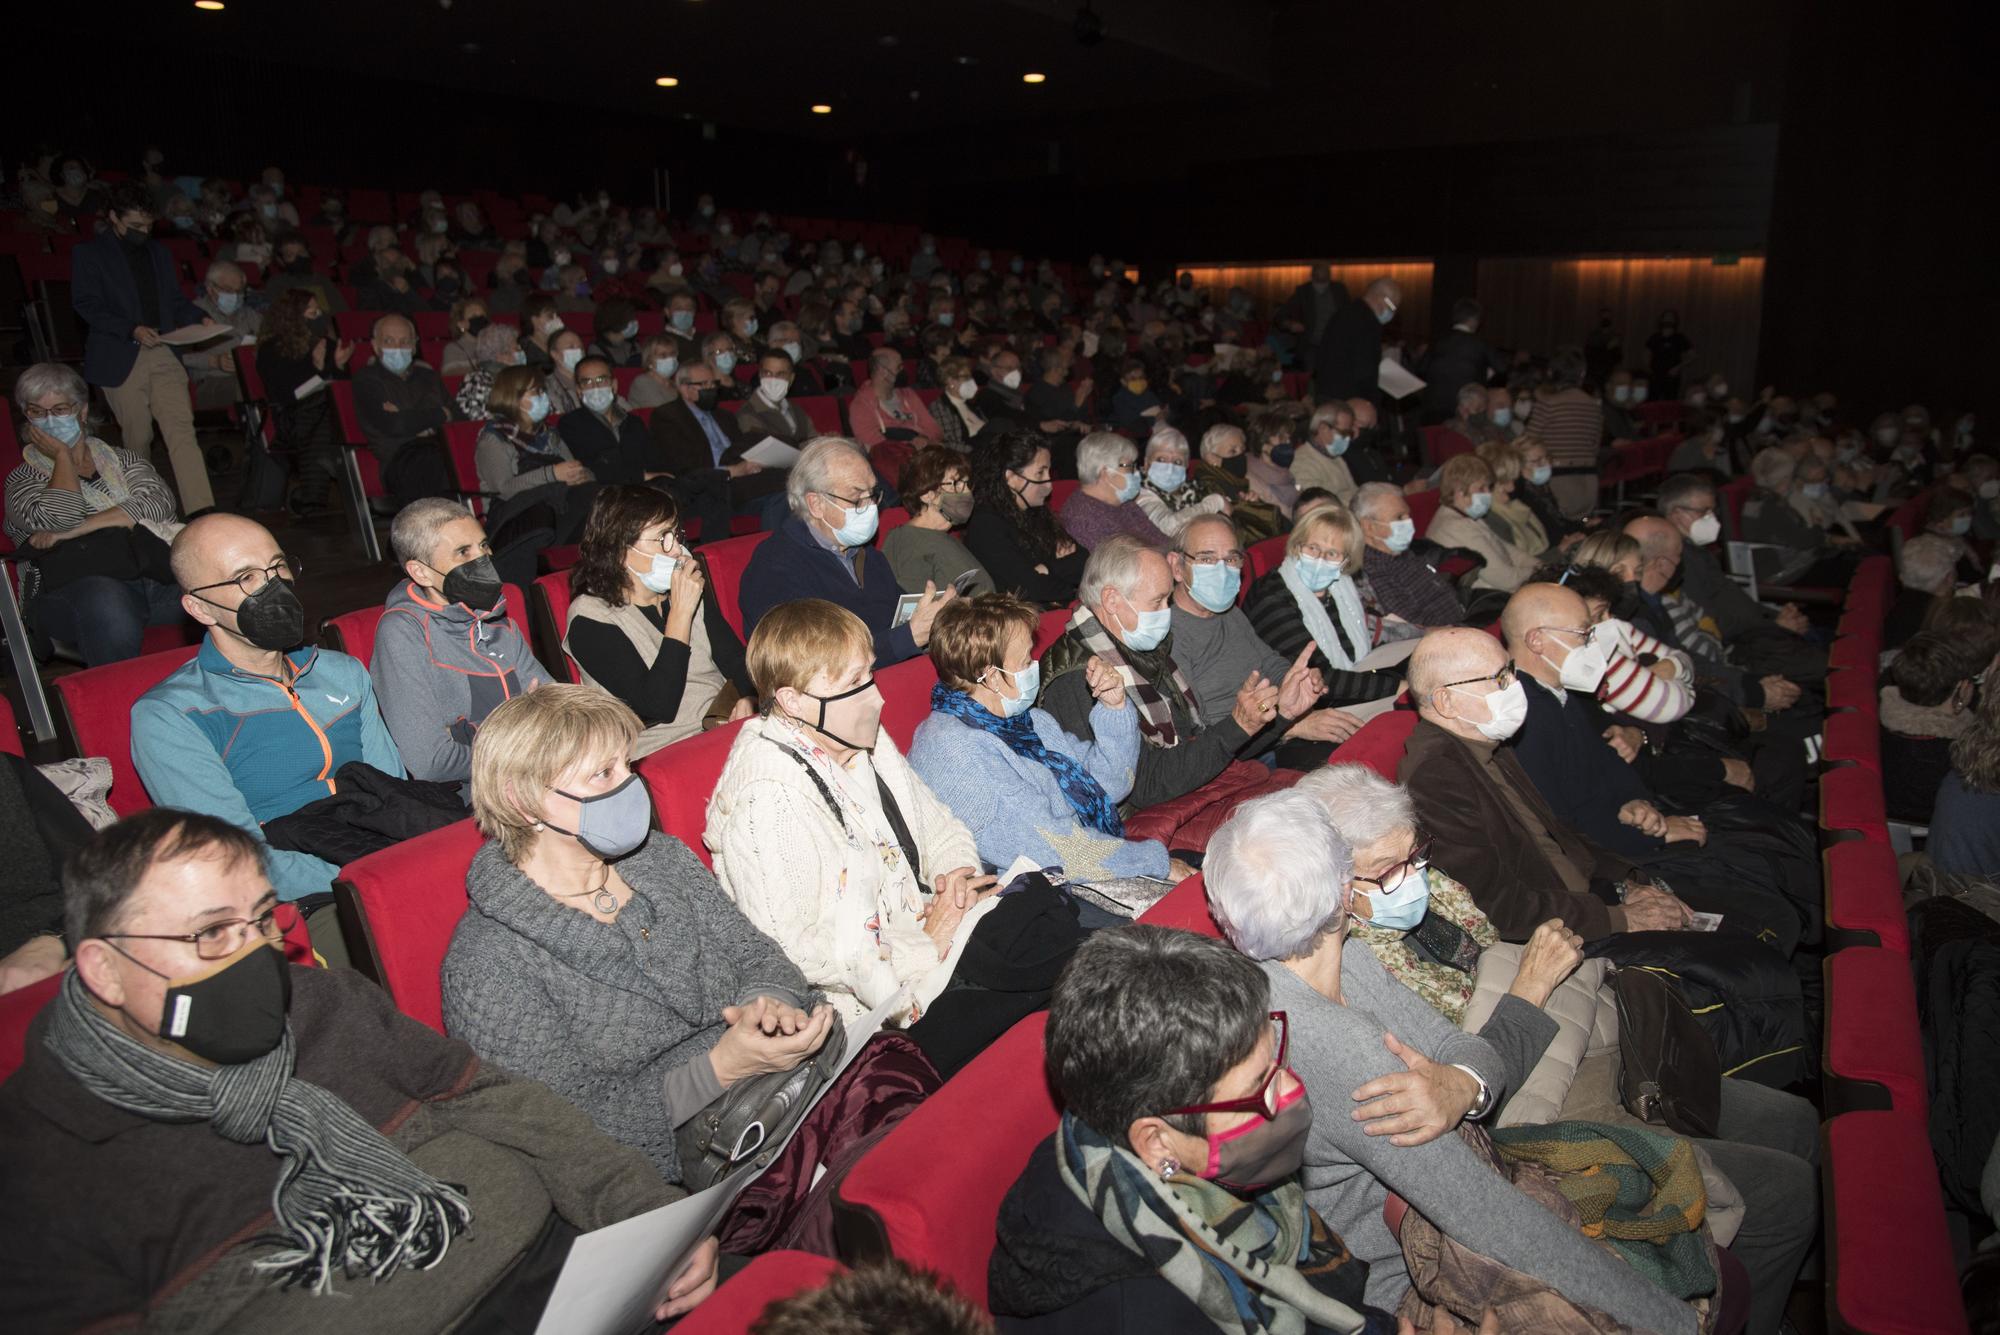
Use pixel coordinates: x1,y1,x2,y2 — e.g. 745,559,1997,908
0,740,96,997
0,809,718,1330
438,296,489,376
454,321,525,418
351,313,455,509
1312,275,1398,403
183,260,259,410
565,485,754,756
1243,407,1302,518
1134,427,1228,542
1525,347,1602,518
134,515,401,903
1475,439,1551,558
964,431,1086,605
647,362,786,525
883,448,993,597
1426,454,1539,593
849,347,941,454
740,438,952,666
4,363,190,666
1654,473,1825,685
1881,620,1999,824
1193,424,1282,544
1290,400,1361,505
588,296,642,369
1740,446,1853,586
910,594,1180,881
734,349,820,447
475,364,596,549
1057,431,1167,552
989,924,1390,1334
930,355,988,451
1922,485,1984,584
558,356,650,486
706,599,987,1021
1244,501,1403,708
372,499,550,786
1887,534,1960,649
1932,679,2000,879
545,328,587,415
1353,481,1464,630
627,334,682,409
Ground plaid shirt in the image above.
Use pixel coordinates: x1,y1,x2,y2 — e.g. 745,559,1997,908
1362,543,1464,628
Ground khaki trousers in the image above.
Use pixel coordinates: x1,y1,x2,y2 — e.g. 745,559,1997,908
1548,471,1598,519
100,343,214,513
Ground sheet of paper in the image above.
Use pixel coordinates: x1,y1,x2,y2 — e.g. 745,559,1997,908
1337,693,1405,726
1351,638,1418,673
533,989,907,1335
1687,912,1723,932
1377,356,1426,400
294,375,327,400
156,323,230,347
742,436,801,470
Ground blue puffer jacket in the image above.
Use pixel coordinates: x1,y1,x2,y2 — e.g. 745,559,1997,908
132,639,404,900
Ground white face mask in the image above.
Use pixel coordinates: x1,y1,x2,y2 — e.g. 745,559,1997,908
1548,632,1611,694
1464,678,1529,741
957,378,979,400
759,376,790,403
1000,369,1022,390
1687,512,1722,546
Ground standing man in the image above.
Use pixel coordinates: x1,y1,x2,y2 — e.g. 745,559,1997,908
71,180,218,514
1313,276,1401,405
1279,261,1347,371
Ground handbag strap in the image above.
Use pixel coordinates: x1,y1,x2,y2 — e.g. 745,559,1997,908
768,740,924,890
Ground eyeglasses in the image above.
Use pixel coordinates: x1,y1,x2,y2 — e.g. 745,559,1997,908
1164,1013,1290,1120
187,555,301,599
629,528,686,556
1437,659,1516,695
1296,541,1341,562
102,902,297,961
1536,624,1601,649
23,401,82,421
579,374,616,389
1354,833,1433,892
1180,550,1248,570
821,485,886,509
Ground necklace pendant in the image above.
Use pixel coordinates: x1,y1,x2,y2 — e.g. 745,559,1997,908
592,887,621,917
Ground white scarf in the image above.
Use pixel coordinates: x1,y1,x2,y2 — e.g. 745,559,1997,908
1278,556,1370,671
20,434,183,543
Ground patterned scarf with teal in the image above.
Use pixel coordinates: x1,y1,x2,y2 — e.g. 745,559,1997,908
929,683,1124,837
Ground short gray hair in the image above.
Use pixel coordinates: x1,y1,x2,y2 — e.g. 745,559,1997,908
371,312,415,344
1750,446,1795,491
474,322,520,361
1900,534,1959,594
1308,400,1353,433
1076,431,1137,486
1199,424,1244,461
1351,481,1402,521
12,361,89,415
202,259,244,288
1205,788,1354,961
1456,382,1487,412
787,436,870,517
1145,427,1190,463
1294,764,1415,853
390,496,476,566
1077,534,1161,611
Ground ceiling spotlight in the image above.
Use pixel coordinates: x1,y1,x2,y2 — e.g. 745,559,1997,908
655,76,680,87
1022,72,1047,84
194,0,226,9
1072,2,1105,46
810,104,833,115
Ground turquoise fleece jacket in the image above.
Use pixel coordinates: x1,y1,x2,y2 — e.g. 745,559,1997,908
132,639,405,900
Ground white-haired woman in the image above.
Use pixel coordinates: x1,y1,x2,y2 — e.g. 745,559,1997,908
1057,431,1168,553
455,321,525,419
1203,789,1702,1335
1243,501,1402,710
1133,427,1228,541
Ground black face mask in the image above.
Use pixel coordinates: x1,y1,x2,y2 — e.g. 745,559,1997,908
466,315,491,337
307,314,329,335
111,939,293,1065
436,276,461,297
791,676,877,751
693,388,721,413
1220,454,1248,479
435,555,503,611
118,225,151,249
1270,444,1297,468
225,578,307,651
287,255,313,275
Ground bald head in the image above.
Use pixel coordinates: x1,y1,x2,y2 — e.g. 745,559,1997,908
1500,583,1587,653
170,513,281,593
1408,627,1506,715
1623,515,1684,593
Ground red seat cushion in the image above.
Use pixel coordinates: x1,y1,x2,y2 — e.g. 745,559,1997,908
1137,873,1221,938
1032,608,1071,656
834,1013,1055,1308
1822,711,1881,773
53,644,201,817
1825,670,1876,713
1823,841,1909,954
334,819,486,1033
0,694,21,758
876,656,940,752
635,721,748,871
673,1251,846,1334
1247,535,1288,582
531,572,583,683
1826,1108,1969,1335
699,533,773,641
1327,710,1419,781
0,974,63,1084
1121,761,1299,854
1820,767,1888,841
1824,946,1927,1111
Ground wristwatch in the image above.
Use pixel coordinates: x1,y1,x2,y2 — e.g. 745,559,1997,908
1451,1063,1494,1121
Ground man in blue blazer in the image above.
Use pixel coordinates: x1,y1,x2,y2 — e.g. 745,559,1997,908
71,180,218,513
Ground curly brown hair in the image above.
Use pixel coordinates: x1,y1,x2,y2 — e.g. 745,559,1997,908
897,447,967,519
570,484,679,609
262,287,321,359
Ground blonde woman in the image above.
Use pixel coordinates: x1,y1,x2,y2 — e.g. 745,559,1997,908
1243,500,1402,708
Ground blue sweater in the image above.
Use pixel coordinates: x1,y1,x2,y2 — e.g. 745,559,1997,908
1931,770,2000,878
738,515,920,668
133,639,405,900
907,699,1168,880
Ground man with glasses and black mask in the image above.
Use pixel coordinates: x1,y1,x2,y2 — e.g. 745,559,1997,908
0,809,718,1332
133,514,403,908
740,437,951,668
371,499,551,788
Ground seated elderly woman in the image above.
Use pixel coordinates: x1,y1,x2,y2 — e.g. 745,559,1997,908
1058,430,1168,552
909,594,1183,883
1473,439,1553,559
627,333,682,409
565,484,754,757
1134,427,1229,543
882,447,994,598
988,924,1392,1334
929,354,988,452
475,363,598,552
1425,454,1539,593
1881,614,2000,824
1244,405,1303,520
1548,536,1698,727
1739,445,1856,587
1885,532,1962,649
1202,790,1708,1335
1244,499,1404,710
706,599,993,1022
1192,424,1282,544
1920,484,1985,584
454,321,526,419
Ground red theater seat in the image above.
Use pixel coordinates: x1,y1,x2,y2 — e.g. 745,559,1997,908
636,720,748,870
792,395,843,436
1328,710,1419,781
332,819,486,1034
1407,487,1442,538
0,694,21,757
834,1014,1056,1307
1822,710,1881,773
320,585,531,667
1137,873,1222,938
1032,607,1071,656
1823,841,1908,954
700,532,773,640
673,1252,846,1334
1825,1109,1970,1335
1247,535,1288,581
876,655,941,751
529,571,583,683
53,644,201,817
0,973,62,1083
1820,766,1888,841
1121,761,1300,854
1824,946,1927,1113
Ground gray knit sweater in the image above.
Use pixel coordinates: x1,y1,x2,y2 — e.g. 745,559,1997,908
441,835,812,1182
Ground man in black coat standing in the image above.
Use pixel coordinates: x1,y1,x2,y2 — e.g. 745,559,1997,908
1312,276,1401,405
1420,298,1508,422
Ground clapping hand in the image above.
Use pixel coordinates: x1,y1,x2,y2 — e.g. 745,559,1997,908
1602,725,1643,763
1231,670,1281,734
1507,919,1585,1007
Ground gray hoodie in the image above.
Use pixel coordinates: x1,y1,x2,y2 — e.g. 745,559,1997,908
369,579,552,785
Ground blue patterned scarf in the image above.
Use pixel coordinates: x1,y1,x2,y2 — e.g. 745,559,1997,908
929,684,1124,837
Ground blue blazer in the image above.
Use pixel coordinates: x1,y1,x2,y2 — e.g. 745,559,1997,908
70,232,204,387
738,515,921,669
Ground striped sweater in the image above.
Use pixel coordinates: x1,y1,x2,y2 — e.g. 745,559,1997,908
1527,391,1604,469
1594,618,1696,723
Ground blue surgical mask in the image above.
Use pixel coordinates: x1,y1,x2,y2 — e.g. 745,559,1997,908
526,392,552,423
1527,464,1553,486
215,291,243,314
1463,491,1493,519
1147,461,1186,491
1362,864,1431,932
653,356,678,378
1121,603,1173,651
990,661,1041,718
671,309,695,332
1376,305,1395,326
582,387,616,414
744,318,759,337
39,412,84,446
1490,407,1512,427
1948,515,1973,537
782,340,803,362
1384,517,1416,553
832,501,880,547
1294,555,1343,591
546,774,652,860
631,548,677,593
559,347,584,372
380,347,415,374
1113,467,1143,502
714,351,737,375
1187,560,1241,613
1800,482,1830,500
936,310,955,327
621,320,640,339
1324,432,1350,458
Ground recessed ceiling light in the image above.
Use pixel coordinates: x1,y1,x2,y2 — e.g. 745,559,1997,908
655,76,680,87
194,1,225,9
810,104,833,115
954,55,977,66
1022,72,1047,84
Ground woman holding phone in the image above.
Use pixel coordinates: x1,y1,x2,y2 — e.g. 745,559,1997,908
883,447,995,598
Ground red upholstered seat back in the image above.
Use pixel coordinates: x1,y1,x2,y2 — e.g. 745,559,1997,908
530,572,584,683
1,694,21,757
333,818,486,1034
701,532,773,640
1247,535,1288,581
876,655,940,751
1327,710,1418,780
1137,873,1223,937
1407,487,1442,538
636,720,748,870
321,586,531,668
834,1013,1056,1307
0,974,62,1083
53,644,201,817
673,1252,845,1334
1033,607,1071,656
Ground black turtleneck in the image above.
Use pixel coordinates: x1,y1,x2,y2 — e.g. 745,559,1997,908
118,228,162,330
